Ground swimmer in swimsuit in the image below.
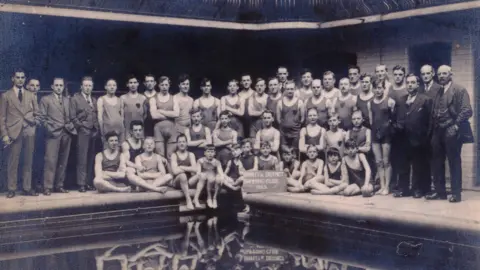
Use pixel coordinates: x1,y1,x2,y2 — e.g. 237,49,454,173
196,145,224,209
342,139,374,197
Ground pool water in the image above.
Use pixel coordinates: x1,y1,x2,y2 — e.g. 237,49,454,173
0,215,478,270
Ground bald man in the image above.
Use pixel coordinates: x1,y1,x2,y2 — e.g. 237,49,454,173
419,64,442,99
427,65,473,203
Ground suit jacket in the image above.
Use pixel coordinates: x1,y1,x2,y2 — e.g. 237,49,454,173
69,92,98,135
0,88,38,140
429,82,474,144
39,93,77,138
419,81,442,100
404,93,432,146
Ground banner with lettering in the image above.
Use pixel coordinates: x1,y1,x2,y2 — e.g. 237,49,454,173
242,171,287,193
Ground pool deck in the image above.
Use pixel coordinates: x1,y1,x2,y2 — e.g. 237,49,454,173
244,191,480,233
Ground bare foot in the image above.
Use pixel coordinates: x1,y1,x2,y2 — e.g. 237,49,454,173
212,199,218,209
120,186,132,193
207,198,213,208
186,201,195,210
157,187,168,194
380,189,389,195
193,199,202,208
375,188,384,195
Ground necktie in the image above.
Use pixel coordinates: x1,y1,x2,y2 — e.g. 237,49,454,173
58,95,63,106
18,88,23,102
86,95,92,107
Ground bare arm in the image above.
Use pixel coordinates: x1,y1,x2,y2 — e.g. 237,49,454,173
212,129,231,147
185,128,202,147
171,152,184,175
299,100,305,124
248,96,264,117
121,142,137,169
298,163,307,184
273,157,281,171
149,97,166,120
315,159,324,177
94,153,105,179
204,127,212,146
159,95,180,118
276,101,283,124
358,129,372,153
254,130,261,150
298,128,307,153
224,160,231,176
226,97,245,116
215,159,225,178
109,153,127,179
97,97,104,135
196,159,203,175
359,154,371,186
252,156,258,171
179,153,197,173
272,129,280,153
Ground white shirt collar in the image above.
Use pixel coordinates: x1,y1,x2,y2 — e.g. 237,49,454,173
82,92,91,100
443,81,452,93
425,80,433,91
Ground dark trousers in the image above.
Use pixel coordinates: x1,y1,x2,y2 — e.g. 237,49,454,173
44,132,72,189
76,130,97,186
400,142,431,194
431,127,463,196
6,131,35,191
390,133,409,190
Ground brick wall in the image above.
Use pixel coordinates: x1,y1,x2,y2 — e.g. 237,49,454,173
351,21,477,189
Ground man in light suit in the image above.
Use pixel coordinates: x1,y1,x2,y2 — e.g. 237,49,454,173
0,69,39,198
427,65,474,203
419,64,442,100
70,76,98,192
393,74,432,198
38,78,77,195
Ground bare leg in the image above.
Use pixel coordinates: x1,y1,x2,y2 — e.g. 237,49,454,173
127,173,168,193
311,183,348,195
175,173,194,210
212,176,222,209
94,177,132,193
291,171,301,180
343,184,361,196
372,143,385,194
193,174,206,208
206,174,215,208
155,141,166,159
382,143,392,195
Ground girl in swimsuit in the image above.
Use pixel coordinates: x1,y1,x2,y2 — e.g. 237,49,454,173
342,139,374,197
311,147,348,195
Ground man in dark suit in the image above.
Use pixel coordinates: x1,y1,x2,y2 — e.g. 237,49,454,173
70,76,98,192
0,69,39,198
427,65,474,203
394,74,432,198
419,64,442,99
38,78,77,195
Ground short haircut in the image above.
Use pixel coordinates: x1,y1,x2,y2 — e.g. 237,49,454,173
241,138,253,147
260,141,271,148
306,144,318,152
190,107,202,116
372,79,386,89
277,66,288,72
306,107,318,115
285,80,296,88
127,75,138,82
144,74,155,81
328,112,340,120
323,71,335,79
268,77,279,83
12,68,26,76
52,77,64,84
81,76,93,84
178,74,189,83
348,65,361,73
205,144,215,151
231,143,242,150
28,78,40,84
392,65,406,74
255,78,265,85
345,138,358,149
360,73,373,81
229,79,239,86
241,74,251,79
158,76,170,84
376,64,388,71
339,77,350,84
130,120,144,130
200,78,211,87
219,110,231,118
301,68,312,76
144,136,155,144
105,78,116,86
177,134,187,142
326,147,340,157
406,73,420,83
104,131,118,141
281,144,294,154
261,109,274,118
351,109,364,118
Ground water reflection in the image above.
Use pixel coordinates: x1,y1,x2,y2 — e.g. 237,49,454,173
0,216,478,269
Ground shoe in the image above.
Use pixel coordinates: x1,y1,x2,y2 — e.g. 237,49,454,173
6,191,15,198
413,191,423,199
43,189,52,196
85,185,96,191
79,186,87,193
54,187,69,193
425,192,447,200
393,191,411,198
24,190,39,196
449,195,461,203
